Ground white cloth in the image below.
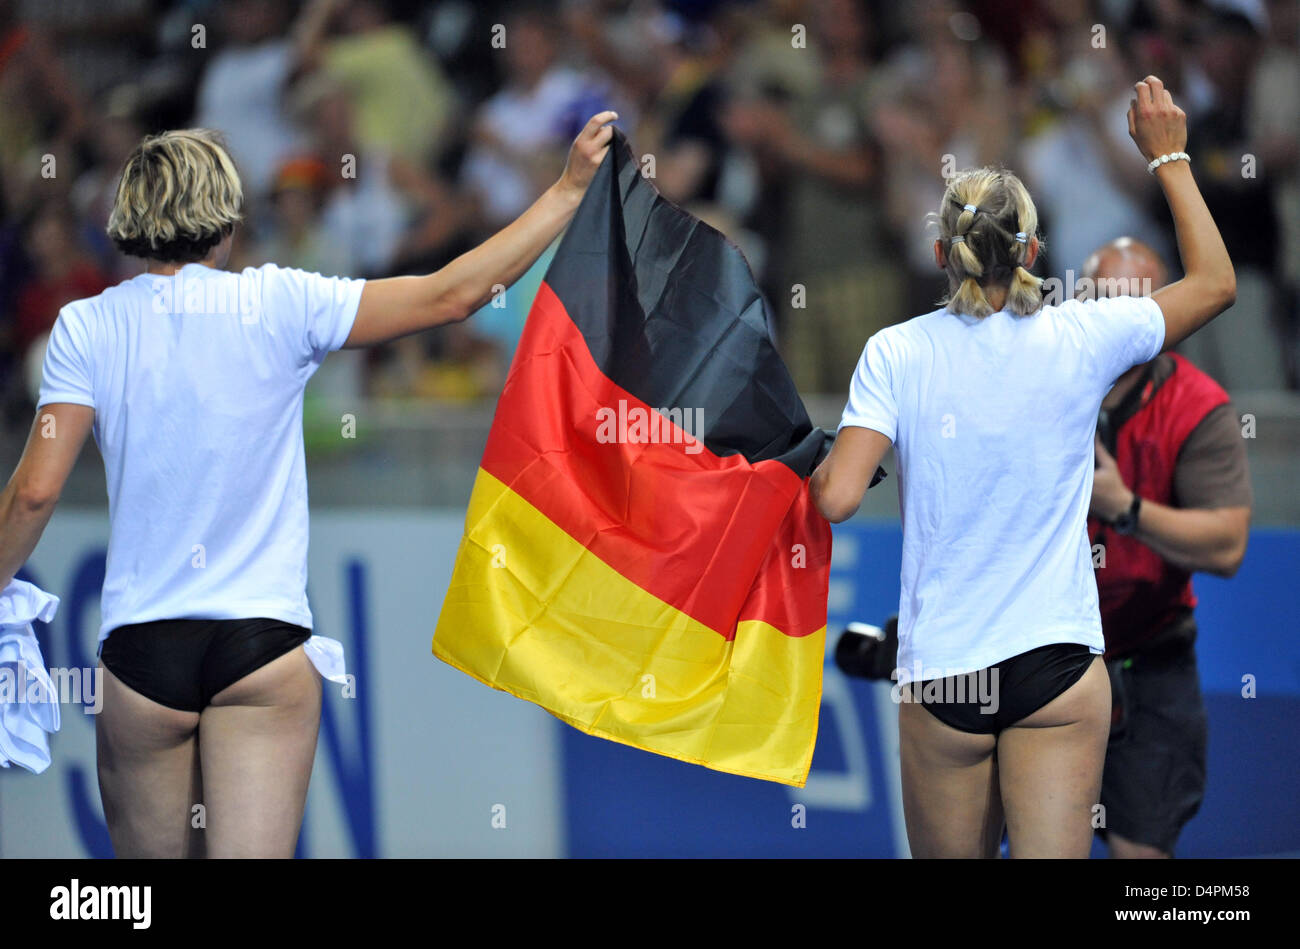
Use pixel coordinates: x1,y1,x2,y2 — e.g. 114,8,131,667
303,634,349,686
838,295,1166,681
37,263,364,644
0,580,62,773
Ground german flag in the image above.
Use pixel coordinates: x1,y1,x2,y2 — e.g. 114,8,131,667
433,129,836,786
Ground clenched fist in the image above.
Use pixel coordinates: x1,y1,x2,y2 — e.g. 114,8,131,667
1127,75,1187,163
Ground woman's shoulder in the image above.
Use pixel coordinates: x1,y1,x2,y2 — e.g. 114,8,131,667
1034,292,1162,331
61,271,149,317
852,309,951,371
880,306,972,343
879,307,951,334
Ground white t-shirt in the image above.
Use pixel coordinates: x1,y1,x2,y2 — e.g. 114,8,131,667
37,263,364,643
838,295,1166,682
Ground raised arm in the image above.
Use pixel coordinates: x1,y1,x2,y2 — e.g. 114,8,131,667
343,112,618,348
1127,76,1236,350
0,404,94,588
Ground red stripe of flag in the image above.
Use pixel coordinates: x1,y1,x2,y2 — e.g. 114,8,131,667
480,280,828,640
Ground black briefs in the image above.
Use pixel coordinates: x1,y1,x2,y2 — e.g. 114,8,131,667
99,617,311,712
907,642,1099,734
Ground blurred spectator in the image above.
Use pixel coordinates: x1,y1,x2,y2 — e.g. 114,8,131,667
1016,0,1173,283
617,6,735,208
461,2,613,228
12,199,109,363
193,0,304,200
291,73,409,277
1174,5,1287,390
70,101,145,281
253,156,352,277
727,0,822,106
1114,0,1217,123
0,187,27,418
294,0,456,169
0,0,1297,410
727,0,903,392
872,5,1015,318
0,0,87,215
1246,0,1300,386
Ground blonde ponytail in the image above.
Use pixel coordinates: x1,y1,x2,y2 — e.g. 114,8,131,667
951,275,996,319
1007,265,1043,315
933,167,1046,318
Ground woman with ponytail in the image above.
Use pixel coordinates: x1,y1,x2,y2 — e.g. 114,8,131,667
810,76,1235,858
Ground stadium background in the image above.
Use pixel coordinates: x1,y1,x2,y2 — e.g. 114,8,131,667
0,0,1296,856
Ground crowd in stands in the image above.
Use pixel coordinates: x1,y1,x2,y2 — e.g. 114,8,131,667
1,0,1295,423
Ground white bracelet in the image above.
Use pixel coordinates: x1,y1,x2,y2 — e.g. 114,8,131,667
1147,151,1191,174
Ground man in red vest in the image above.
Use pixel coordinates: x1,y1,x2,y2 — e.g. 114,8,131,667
1084,237,1253,858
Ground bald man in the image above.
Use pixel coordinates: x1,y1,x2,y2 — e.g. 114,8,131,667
1081,238,1253,858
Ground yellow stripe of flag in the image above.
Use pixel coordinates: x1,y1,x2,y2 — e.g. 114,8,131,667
433,468,825,785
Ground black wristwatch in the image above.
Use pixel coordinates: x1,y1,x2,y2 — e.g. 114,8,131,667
1112,494,1142,535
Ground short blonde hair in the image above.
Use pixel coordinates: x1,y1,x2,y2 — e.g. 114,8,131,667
935,167,1044,318
107,129,243,262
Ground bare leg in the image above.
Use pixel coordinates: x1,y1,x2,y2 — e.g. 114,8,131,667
197,646,322,858
899,699,1004,858
96,663,203,858
997,657,1111,858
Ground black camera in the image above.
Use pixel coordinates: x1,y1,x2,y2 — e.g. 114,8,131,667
834,615,899,680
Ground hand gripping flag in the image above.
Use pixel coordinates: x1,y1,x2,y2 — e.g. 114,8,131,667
433,128,834,786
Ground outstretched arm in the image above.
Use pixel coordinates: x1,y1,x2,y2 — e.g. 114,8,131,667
1127,76,1236,350
0,404,94,588
343,112,618,348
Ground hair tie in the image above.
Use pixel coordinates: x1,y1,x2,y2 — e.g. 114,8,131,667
1014,231,1028,244
963,204,979,215
949,235,966,244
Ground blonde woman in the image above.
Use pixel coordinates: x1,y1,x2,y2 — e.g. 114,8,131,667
0,113,617,857
811,77,1235,858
